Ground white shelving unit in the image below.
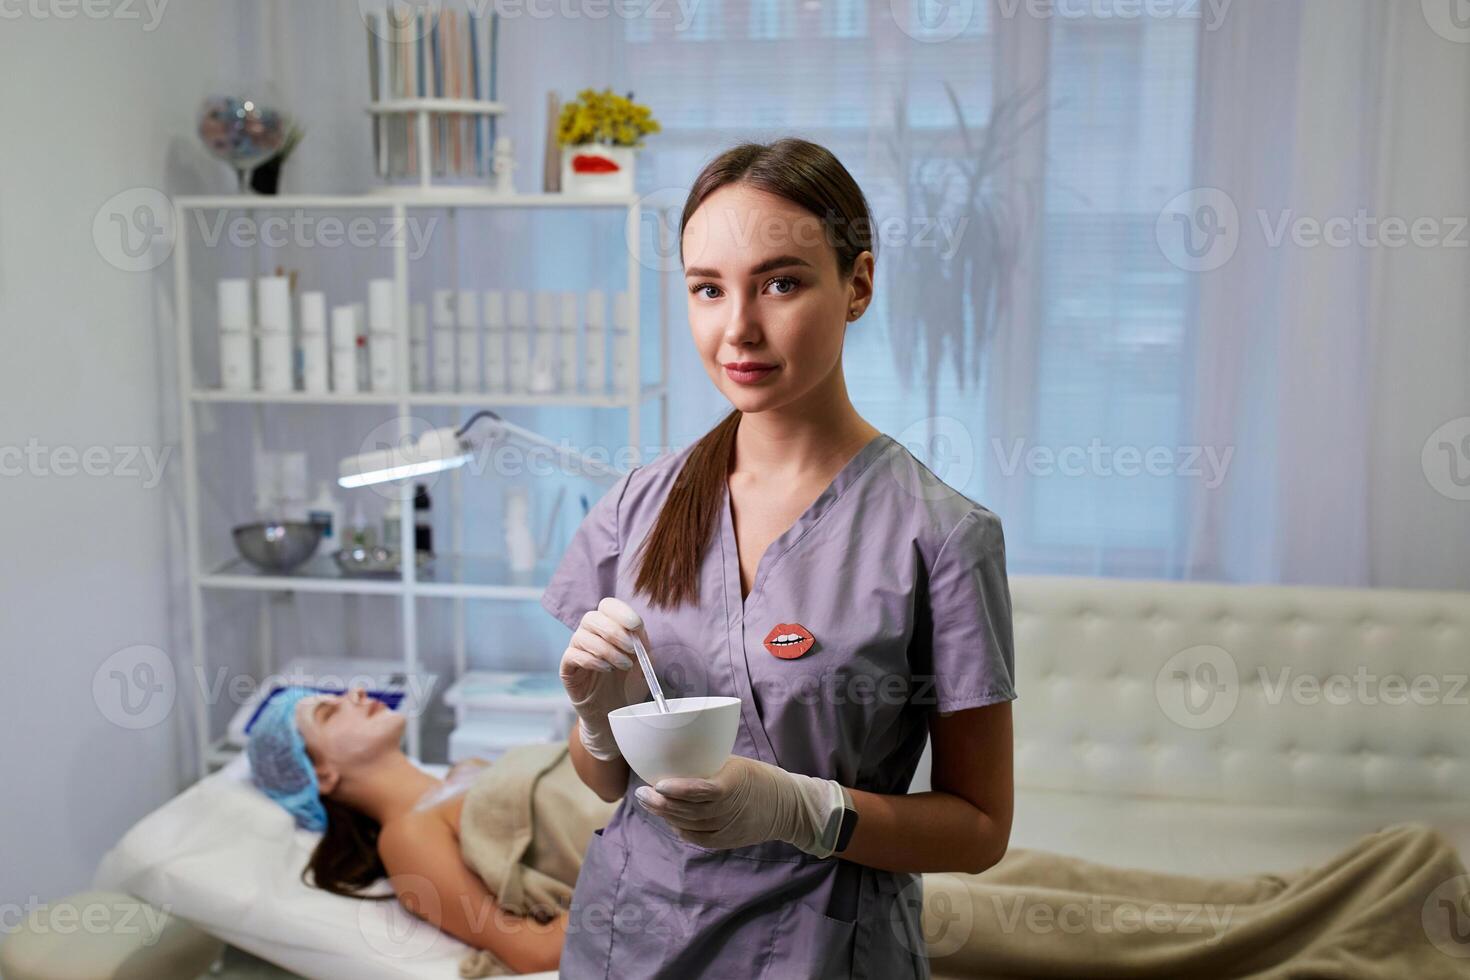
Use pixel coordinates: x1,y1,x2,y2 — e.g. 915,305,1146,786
171,191,671,776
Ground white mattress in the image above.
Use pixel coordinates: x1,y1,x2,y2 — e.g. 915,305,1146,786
94,756,558,980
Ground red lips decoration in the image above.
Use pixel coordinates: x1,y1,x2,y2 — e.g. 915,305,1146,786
571,153,622,174
763,622,814,659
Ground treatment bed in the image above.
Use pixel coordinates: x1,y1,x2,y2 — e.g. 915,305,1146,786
94,754,559,980
92,574,1470,977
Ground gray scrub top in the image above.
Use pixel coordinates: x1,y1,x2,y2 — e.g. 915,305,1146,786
541,431,1017,979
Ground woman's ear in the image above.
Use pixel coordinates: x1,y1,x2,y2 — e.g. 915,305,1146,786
314,762,340,796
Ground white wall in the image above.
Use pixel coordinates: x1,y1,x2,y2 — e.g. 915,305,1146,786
0,3,245,911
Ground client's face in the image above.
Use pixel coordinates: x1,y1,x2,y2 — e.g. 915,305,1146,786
295,687,405,776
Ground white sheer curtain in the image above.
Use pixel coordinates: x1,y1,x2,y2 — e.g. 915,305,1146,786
614,0,1470,590
260,0,1468,591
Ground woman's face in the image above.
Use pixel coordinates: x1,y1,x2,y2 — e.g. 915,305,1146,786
682,183,872,414
295,687,404,785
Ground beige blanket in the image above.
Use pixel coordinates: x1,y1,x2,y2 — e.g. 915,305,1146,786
455,741,616,978
924,822,1469,979
451,748,1468,978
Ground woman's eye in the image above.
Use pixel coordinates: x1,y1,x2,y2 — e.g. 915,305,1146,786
690,283,719,299
768,276,798,295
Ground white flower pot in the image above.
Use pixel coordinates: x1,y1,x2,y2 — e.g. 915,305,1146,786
561,143,636,198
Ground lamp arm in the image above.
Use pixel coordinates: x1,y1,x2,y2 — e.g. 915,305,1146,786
455,410,624,482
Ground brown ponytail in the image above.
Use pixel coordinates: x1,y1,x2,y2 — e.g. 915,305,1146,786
631,138,876,610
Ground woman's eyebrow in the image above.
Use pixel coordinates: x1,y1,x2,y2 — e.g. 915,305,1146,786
684,254,814,279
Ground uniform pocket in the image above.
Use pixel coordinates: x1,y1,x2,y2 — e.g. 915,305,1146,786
766,897,857,979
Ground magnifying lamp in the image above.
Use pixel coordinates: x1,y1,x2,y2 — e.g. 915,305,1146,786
338,410,622,489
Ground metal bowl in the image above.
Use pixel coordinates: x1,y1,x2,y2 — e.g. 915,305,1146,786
232,521,324,573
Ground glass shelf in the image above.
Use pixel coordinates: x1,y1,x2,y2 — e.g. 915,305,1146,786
200,552,558,600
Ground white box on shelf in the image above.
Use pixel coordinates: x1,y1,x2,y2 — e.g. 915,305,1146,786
584,288,606,394
443,670,572,726
448,715,565,764
483,289,507,392
506,290,531,393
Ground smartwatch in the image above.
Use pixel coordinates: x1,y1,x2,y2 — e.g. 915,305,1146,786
831,785,859,854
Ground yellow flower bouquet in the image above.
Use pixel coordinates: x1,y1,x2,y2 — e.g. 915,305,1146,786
556,88,660,196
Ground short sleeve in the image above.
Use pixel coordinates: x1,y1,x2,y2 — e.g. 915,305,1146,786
539,468,637,632
925,507,1017,715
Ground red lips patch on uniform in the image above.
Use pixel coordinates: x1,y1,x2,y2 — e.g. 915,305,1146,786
763,622,814,659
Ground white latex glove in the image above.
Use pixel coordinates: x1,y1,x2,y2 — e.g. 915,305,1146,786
635,755,845,858
558,597,650,762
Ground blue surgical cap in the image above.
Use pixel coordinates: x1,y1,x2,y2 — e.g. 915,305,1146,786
246,685,329,833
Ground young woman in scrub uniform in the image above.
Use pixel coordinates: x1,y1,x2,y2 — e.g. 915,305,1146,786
545,137,1017,978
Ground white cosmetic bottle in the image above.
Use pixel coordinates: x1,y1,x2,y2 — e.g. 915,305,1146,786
611,290,633,396
558,291,579,393
530,291,556,394
483,289,507,392
431,289,457,392
299,291,329,394
367,278,397,392
409,302,429,391
330,304,360,394
218,277,253,391
506,290,531,393
583,288,606,395
257,275,294,393
456,288,481,393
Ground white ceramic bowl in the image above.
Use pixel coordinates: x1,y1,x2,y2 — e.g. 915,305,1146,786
607,696,741,786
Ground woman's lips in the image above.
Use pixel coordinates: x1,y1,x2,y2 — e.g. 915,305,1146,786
763,622,814,659
724,361,778,385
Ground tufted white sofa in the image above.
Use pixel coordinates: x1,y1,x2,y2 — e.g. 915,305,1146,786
910,574,1470,876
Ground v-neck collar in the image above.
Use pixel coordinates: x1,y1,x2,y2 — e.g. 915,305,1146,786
719,431,894,615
